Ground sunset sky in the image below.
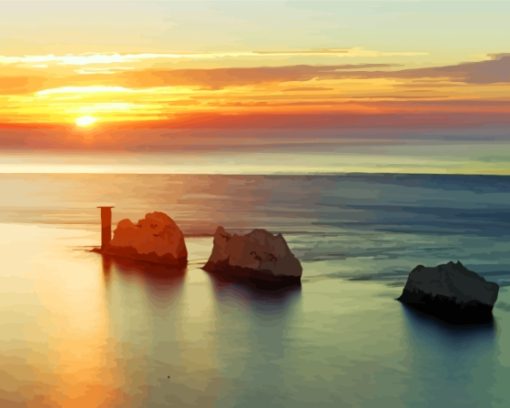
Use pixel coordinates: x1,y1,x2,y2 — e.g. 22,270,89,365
1,0,510,174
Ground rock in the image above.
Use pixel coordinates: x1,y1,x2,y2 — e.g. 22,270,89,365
203,226,302,286
398,261,499,323
103,211,187,266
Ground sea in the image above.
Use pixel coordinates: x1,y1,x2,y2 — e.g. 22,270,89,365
0,173,509,407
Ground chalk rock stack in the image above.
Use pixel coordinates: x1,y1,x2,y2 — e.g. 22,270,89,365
398,261,499,322
204,226,302,286
106,211,187,266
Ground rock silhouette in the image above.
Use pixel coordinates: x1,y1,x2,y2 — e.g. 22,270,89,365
101,211,187,266
398,261,499,323
203,226,302,286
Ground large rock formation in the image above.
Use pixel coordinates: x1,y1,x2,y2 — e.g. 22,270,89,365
203,226,302,286
398,261,499,322
103,211,187,266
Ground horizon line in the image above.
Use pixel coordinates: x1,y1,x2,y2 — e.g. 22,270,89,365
1,171,509,177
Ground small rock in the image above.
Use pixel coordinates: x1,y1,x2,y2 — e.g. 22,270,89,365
398,261,499,323
203,226,302,286
105,211,187,266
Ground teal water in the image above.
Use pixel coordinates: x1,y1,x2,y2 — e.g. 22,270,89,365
0,174,509,407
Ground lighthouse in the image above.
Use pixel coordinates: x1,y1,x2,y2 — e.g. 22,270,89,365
97,206,114,249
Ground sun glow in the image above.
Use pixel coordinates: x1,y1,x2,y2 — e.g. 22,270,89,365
75,115,97,128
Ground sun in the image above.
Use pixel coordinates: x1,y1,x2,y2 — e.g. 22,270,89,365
75,115,97,128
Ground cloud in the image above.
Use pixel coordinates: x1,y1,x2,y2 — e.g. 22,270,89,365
397,53,510,84
35,85,132,96
68,54,510,89
0,75,49,94
2,63,397,94
115,64,398,89
281,86,335,92
2,53,510,129
4,53,510,97
0,48,426,67
249,47,427,58
328,53,510,84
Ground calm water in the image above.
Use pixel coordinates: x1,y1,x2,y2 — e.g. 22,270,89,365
0,173,509,407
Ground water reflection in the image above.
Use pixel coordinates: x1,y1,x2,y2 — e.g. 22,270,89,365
401,304,496,335
99,254,186,303
96,253,197,406
399,304,498,408
206,272,302,316
202,272,303,406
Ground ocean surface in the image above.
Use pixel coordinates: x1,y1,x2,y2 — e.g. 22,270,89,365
0,173,509,407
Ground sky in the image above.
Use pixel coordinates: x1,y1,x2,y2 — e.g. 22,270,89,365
1,0,510,174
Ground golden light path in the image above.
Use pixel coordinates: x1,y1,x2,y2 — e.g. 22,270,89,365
75,115,97,128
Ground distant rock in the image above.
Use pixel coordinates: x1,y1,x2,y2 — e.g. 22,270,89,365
398,261,499,323
102,211,187,266
203,226,302,286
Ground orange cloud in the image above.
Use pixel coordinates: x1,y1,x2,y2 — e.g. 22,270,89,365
1,53,510,129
